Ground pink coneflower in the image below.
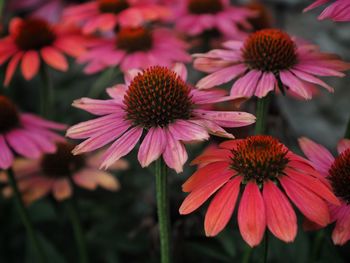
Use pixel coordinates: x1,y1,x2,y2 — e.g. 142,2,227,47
173,0,254,39
193,28,350,99
1,142,126,203
63,0,171,34
304,0,350,22
0,95,66,170
78,26,191,74
0,17,86,86
299,137,350,245
66,64,256,172
179,135,340,247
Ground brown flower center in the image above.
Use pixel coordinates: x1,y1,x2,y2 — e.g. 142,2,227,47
98,0,129,14
124,66,193,128
116,27,153,53
40,143,85,178
328,149,350,204
246,2,273,31
230,135,289,185
242,29,297,73
0,96,20,133
14,18,56,50
188,0,223,14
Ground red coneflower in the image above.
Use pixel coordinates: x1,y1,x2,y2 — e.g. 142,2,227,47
0,17,86,86
180,135,339,247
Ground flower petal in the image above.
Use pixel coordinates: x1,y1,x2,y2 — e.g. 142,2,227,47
162,130,188,173
53,178,72,201
21,51,40,80
138,127,166,167
41,46,68,71
0,135,14,169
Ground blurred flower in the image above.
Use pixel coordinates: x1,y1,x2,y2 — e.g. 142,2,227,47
0,17,87,86
0,95,66,170
0,142,125,203
173,0,254,40
78,26,191,74
304,0,350,22
193,29,350,99
66,64,255,173
179,135,339,247
63,0,171,34
245,0,273,31
299,137,350,245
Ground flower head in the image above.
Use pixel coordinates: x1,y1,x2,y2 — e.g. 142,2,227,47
0,17,87,86
67,64,255,173
299,137,350,245
173,0,255,39
0,95,66,169
78,26,191,74
63,0,171,34
193,28,350,99
180,135,339,247
0,141,126,203
304,0,350,22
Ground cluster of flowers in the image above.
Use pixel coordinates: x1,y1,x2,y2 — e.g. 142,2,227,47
1,0,350,258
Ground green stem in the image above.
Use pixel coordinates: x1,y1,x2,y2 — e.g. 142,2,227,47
242,245,252,263
310,230,324,263
263,232,269,263
65,199,88,263
7,168,46,263
155,158,171,263
39,65,54,119
345,117,350,139
254,94,271,135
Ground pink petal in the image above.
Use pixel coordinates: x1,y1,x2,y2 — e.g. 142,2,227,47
100,127,143,169
238,182,266,247
162,130,188,173
298,137,334,174
280,71,312,99
291,69,334,92
205,177,242,236
280,176,330,226
337,139,350,154
231,70,261,97
138,127,166,167
172,63,187,81
6,130,42,159
179,170,234,215
20,113,66,130
0,135,14,169
255,72,276,98
21,51,40,80
53,178,72,201
263,181,297,242
168,120,209,142
41,46,68,71
72,98,121,115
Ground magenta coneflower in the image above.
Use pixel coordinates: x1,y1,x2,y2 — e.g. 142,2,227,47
67,64,256,172
304,0,350,22
78,26,191,74
173,0,254,39
0,17,87,86
180,135,340,247
0,95,66,169
299,137,350,245
1,142,126,203
193,28,350,99
63,0,171,34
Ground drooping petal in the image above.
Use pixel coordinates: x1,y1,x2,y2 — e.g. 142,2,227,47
332,206,350,245
205,177,242,236
4,51,23,86
194,110,256,128
138,127,166,167
0,135,14,169
263,181,297,242
53,178,72,201
162,130,188,173
168,120,209,142
238,182,266,247
21,51,40,80
41,46,68,71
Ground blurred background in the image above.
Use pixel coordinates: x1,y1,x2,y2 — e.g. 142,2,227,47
0,0,350,262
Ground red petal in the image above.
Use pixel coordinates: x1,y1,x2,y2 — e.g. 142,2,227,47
179,170,233,215
4,52,23,86
204,177,242,236
191,148,232,166
280,176,330,226
263,181,297,242
238,182,266,247
41,46,68,71
21,51,40,80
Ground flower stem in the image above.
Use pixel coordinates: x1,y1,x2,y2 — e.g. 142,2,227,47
263,232,269,263
155,158,171,263
7,168,46,263
345,117,350,139
254,94,271,135
39,64,54,119
65,199,89,263
310,230,324,263
242,245,252,263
